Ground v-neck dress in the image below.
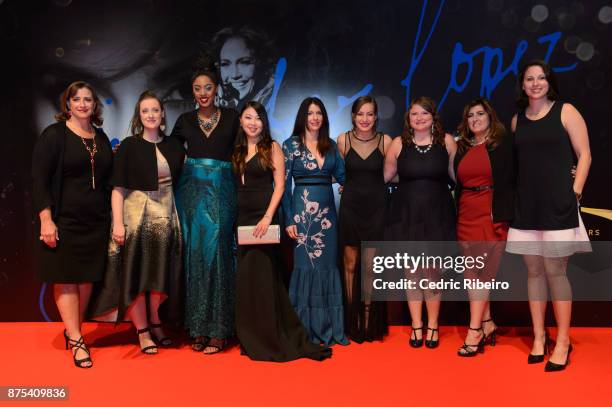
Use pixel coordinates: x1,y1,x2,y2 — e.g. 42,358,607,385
281,136,349,346
170,108,239,339
338,132,388,343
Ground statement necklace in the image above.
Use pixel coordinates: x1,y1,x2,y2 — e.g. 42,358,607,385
413,135,433,154
79,134,98,189
197,109,220,134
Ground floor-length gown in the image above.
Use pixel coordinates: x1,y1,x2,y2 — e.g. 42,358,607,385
235,154,332,361
281,136,349,346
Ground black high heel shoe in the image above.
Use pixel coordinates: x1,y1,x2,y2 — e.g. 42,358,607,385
457,327,485,357
136,327,158,355
481,318,497,347
150,323,173,347
66,335,93,369
527,333,549,364
425,327,439,349
545,344,573,372
409,326,423,348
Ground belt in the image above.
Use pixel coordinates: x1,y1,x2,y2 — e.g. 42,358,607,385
463,185,494,191
294,175,332,186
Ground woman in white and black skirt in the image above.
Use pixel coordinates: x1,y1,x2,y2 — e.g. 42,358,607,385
507,60,591,372
32,81,113,368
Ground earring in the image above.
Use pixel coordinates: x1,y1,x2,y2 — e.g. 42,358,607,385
431,124,434,134
160,124,166,132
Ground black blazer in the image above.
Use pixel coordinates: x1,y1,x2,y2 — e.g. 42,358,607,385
31,121,112,219
453,133,515,223
110,135,185,191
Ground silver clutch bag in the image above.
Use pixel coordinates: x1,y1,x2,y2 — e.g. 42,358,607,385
237,224,281,245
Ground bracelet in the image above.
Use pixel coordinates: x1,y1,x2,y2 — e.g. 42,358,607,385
575,192,582,202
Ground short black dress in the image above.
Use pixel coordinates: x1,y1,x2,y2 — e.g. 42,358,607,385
235,154,331,362
33,122,112,283
386,142,456,241
338,132,389,343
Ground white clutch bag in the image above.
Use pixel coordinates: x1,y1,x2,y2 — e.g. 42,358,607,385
237,224,281,245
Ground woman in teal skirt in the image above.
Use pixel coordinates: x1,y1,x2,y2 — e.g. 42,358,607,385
171,56,239,354
281,97,348,346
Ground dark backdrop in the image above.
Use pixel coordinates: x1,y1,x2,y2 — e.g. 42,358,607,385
1,0,611,324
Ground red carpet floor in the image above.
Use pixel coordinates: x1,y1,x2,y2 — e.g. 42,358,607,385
1,323,611,406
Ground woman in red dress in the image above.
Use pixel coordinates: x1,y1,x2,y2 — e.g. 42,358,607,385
453,98,514,356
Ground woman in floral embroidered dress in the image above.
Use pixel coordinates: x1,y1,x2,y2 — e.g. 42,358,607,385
281,97,349,346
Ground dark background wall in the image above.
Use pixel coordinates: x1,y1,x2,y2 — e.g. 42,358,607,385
1,0,611,324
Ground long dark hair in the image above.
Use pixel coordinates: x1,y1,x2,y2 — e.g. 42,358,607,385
129,90,166,138
401,96,445,146
55,81,103,126
232,101,274,176
291,97,331,156
456,97,505,153
516,59,560,109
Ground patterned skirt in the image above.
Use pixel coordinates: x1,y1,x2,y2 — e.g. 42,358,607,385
175,158,237,338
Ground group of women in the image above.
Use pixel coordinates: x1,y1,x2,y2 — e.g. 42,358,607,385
32,59,591,372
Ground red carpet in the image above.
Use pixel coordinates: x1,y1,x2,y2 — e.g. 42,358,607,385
1,323,611,406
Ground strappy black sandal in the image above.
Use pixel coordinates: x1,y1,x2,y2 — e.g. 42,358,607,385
66,335,93,368
457,327,484,357
203,338,226,355
150,323,173,347
191,336,207,352
136,327,158,355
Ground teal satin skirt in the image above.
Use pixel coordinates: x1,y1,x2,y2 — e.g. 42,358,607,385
175,158,237,338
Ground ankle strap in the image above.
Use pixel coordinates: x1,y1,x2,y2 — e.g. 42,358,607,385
150,323,162,328
411,326,423,331
137,327,150,335
427,327,438,333
68,336,89,353
468,326,483,332
481,319,492,323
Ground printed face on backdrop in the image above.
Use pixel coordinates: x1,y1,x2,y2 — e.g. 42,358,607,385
220,37,256,100
306,103,324,133
140,98,163,132
192,75,217,110
353,102,377,133
522,65,550,101
240,106,263,139
68,88,95,121
409,103,433,133
467,104,490,137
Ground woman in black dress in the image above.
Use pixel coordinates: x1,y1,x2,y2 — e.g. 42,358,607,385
32,81,112,368
90,91,185,354
337,96,391,343
507,60,591,371
233,101,331,361
383,96,457,348
171,57,239,354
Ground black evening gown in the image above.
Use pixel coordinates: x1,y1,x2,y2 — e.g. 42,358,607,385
338,132,389,343
235,154,332,362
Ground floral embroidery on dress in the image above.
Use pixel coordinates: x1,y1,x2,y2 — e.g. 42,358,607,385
283,139,319,174
293,189,331,267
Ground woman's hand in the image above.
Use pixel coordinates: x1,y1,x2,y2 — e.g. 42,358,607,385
112,223,126,246
40,219,58,248
254,216,271,238
285,225,298,240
